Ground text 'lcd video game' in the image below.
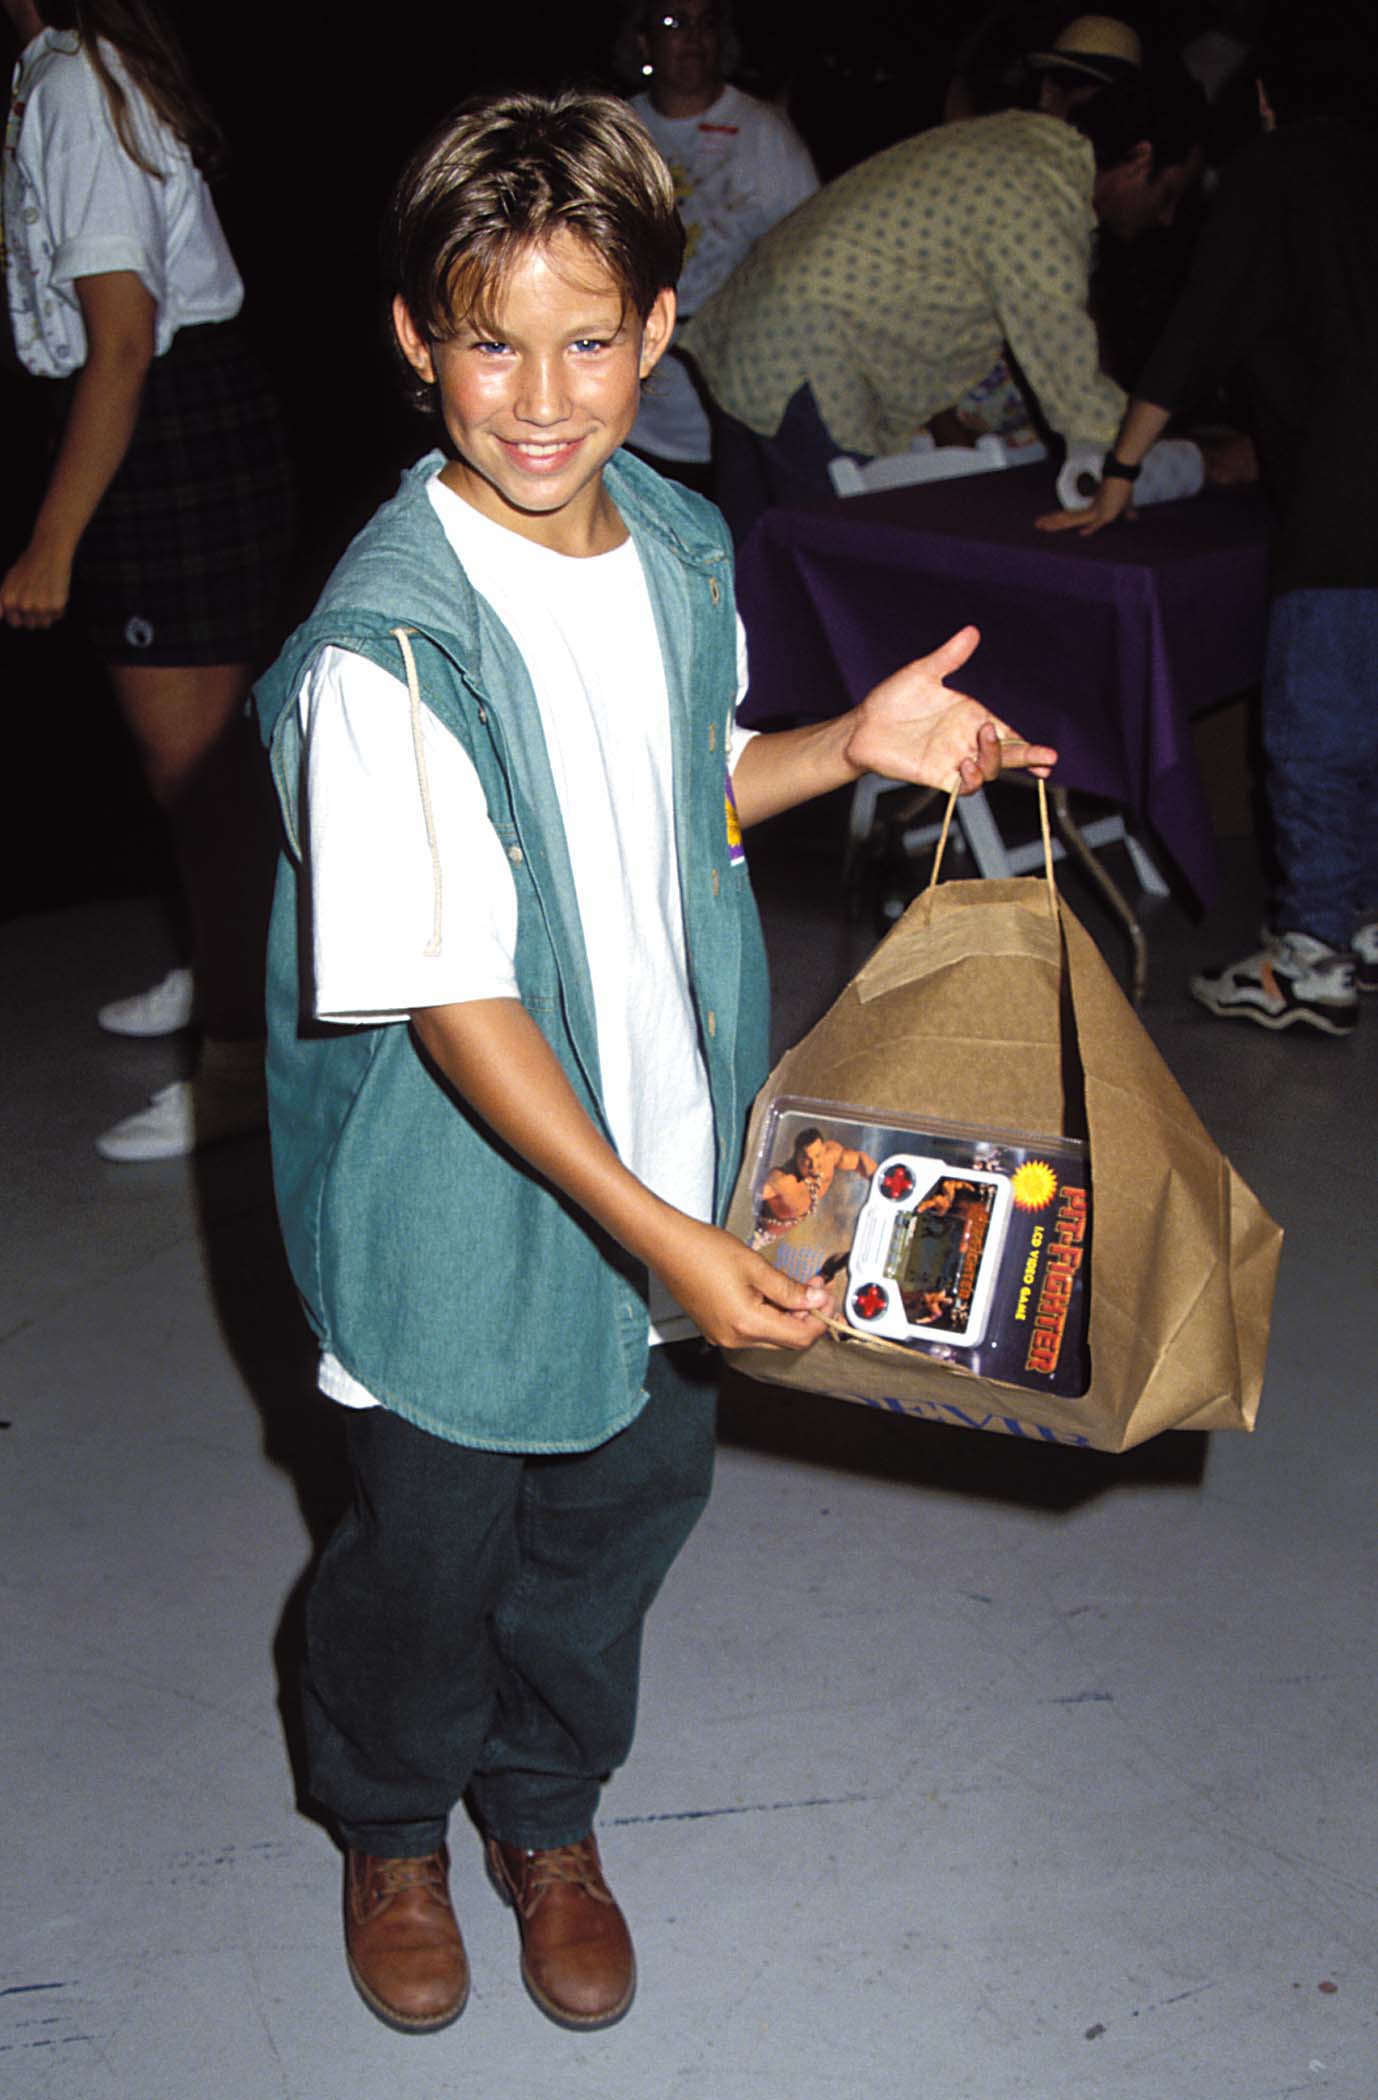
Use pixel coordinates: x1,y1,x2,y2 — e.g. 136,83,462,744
746,1097,1091,1397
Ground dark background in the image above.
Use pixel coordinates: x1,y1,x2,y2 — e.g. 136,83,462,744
0,0,1229,917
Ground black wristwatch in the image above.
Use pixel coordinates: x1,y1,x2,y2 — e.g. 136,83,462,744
1101,455,1142,483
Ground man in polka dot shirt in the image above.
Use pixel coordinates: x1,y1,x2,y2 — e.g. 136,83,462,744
683,56,1205,537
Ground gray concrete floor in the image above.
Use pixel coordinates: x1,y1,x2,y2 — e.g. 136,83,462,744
3,797,1375,2100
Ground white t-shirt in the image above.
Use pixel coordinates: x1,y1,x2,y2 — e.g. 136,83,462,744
3,29,242,377
300,475,754,1405
630,84,817,462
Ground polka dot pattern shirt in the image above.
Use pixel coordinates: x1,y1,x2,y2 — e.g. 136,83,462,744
683,111,1126,457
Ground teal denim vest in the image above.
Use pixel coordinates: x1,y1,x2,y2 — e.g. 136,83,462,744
253,451,770,1451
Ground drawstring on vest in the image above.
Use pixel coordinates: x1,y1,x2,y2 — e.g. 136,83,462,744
390,625,444,958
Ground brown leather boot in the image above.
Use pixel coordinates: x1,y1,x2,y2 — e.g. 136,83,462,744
344,1846,469,2033
487,1834,635,2029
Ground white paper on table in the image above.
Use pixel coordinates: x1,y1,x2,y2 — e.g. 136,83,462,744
831,432,1048,498
1055,438,1205,513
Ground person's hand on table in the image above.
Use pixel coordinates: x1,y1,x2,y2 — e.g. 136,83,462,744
1035,476,1135,538
843,625,1058,792
1036,400,1173,537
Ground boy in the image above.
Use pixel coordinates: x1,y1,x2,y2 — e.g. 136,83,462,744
253,90,1052,2039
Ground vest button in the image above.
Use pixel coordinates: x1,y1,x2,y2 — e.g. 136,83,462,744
708,577,721,605
711,868,720,897
706,1009,717,1036
708,721,717,752
508,844,524,865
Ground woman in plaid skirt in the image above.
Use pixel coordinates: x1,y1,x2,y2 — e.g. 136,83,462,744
1,0,295,1158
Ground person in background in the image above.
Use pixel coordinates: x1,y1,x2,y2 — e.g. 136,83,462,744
681,54,1205,541
943,0,1055,124
935,13,1145,454
615,0,817,494
1,0,294,1157
1037,7,1378,1037
1026,12,1142,120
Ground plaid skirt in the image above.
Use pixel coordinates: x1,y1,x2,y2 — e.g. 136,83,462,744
54,319,297,666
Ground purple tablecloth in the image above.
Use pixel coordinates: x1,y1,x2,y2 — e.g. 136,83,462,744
735,461,1271,903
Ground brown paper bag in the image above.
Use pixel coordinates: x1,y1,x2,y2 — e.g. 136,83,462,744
726,868,1281,1452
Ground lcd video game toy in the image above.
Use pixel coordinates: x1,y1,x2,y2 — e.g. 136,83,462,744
845,1155,1012,1347
744,1097,1090,1397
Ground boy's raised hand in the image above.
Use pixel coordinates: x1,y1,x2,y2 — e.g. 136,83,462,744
843,626,1056,792
731,625,1055,830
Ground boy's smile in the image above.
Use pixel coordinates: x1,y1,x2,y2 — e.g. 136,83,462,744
393,233,675,556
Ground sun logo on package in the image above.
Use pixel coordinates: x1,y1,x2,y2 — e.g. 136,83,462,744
1011,1160,1058,1211
724,764,744,865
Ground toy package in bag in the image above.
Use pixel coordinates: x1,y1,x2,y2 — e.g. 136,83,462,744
725,814,1281,1451
746,1098,1089,1398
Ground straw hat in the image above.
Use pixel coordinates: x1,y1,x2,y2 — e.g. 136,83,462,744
1027,15,1144,83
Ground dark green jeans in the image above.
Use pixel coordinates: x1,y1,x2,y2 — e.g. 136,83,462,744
303,1341,718,1855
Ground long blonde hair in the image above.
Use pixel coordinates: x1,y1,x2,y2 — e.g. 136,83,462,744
42,0,224,176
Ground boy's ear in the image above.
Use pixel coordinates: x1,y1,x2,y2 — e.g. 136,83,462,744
638,288,677,380
392,295,437,385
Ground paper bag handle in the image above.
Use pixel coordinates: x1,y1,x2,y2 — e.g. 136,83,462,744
928,774,1058,917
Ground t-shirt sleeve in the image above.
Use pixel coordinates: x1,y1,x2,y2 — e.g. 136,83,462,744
753,109,820,220
299,645,520,1023
37,61,169,306
729,611,758,772
985,158,1126,450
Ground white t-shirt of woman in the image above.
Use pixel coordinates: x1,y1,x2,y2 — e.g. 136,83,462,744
3,28,241,378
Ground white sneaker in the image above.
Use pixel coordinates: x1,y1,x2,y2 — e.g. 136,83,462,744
1354,919,1378,994
1189,930,1357,1036
97,967,195,1038
96,1044,266,1162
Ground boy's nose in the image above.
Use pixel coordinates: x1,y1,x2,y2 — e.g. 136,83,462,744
514,357,569,423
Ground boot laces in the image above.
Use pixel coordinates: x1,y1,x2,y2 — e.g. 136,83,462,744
370,1852,447,1899
515,1838,611,1906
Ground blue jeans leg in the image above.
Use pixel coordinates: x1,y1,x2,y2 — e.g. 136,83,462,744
1262,588,1378,947
700,379,864,545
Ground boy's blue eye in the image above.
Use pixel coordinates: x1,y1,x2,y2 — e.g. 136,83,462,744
572,338,610,353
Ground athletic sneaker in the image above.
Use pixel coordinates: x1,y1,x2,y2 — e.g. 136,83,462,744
97,966,195,1037
95,1041,266,1162
1189,931,1357,1037
1353,919,1378,994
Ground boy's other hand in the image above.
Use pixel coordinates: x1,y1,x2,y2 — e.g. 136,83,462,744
413,1000,823,1355
844,627,1057,790
653,1217,829,1352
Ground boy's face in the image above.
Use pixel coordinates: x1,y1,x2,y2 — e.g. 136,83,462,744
393,232,675,556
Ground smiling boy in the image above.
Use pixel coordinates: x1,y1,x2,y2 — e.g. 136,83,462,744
253,90,1053,2042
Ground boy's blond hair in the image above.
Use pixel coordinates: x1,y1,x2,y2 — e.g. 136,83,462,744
387,90,684,412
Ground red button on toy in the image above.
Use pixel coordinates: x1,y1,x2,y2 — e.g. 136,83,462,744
852,1282,888,1322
